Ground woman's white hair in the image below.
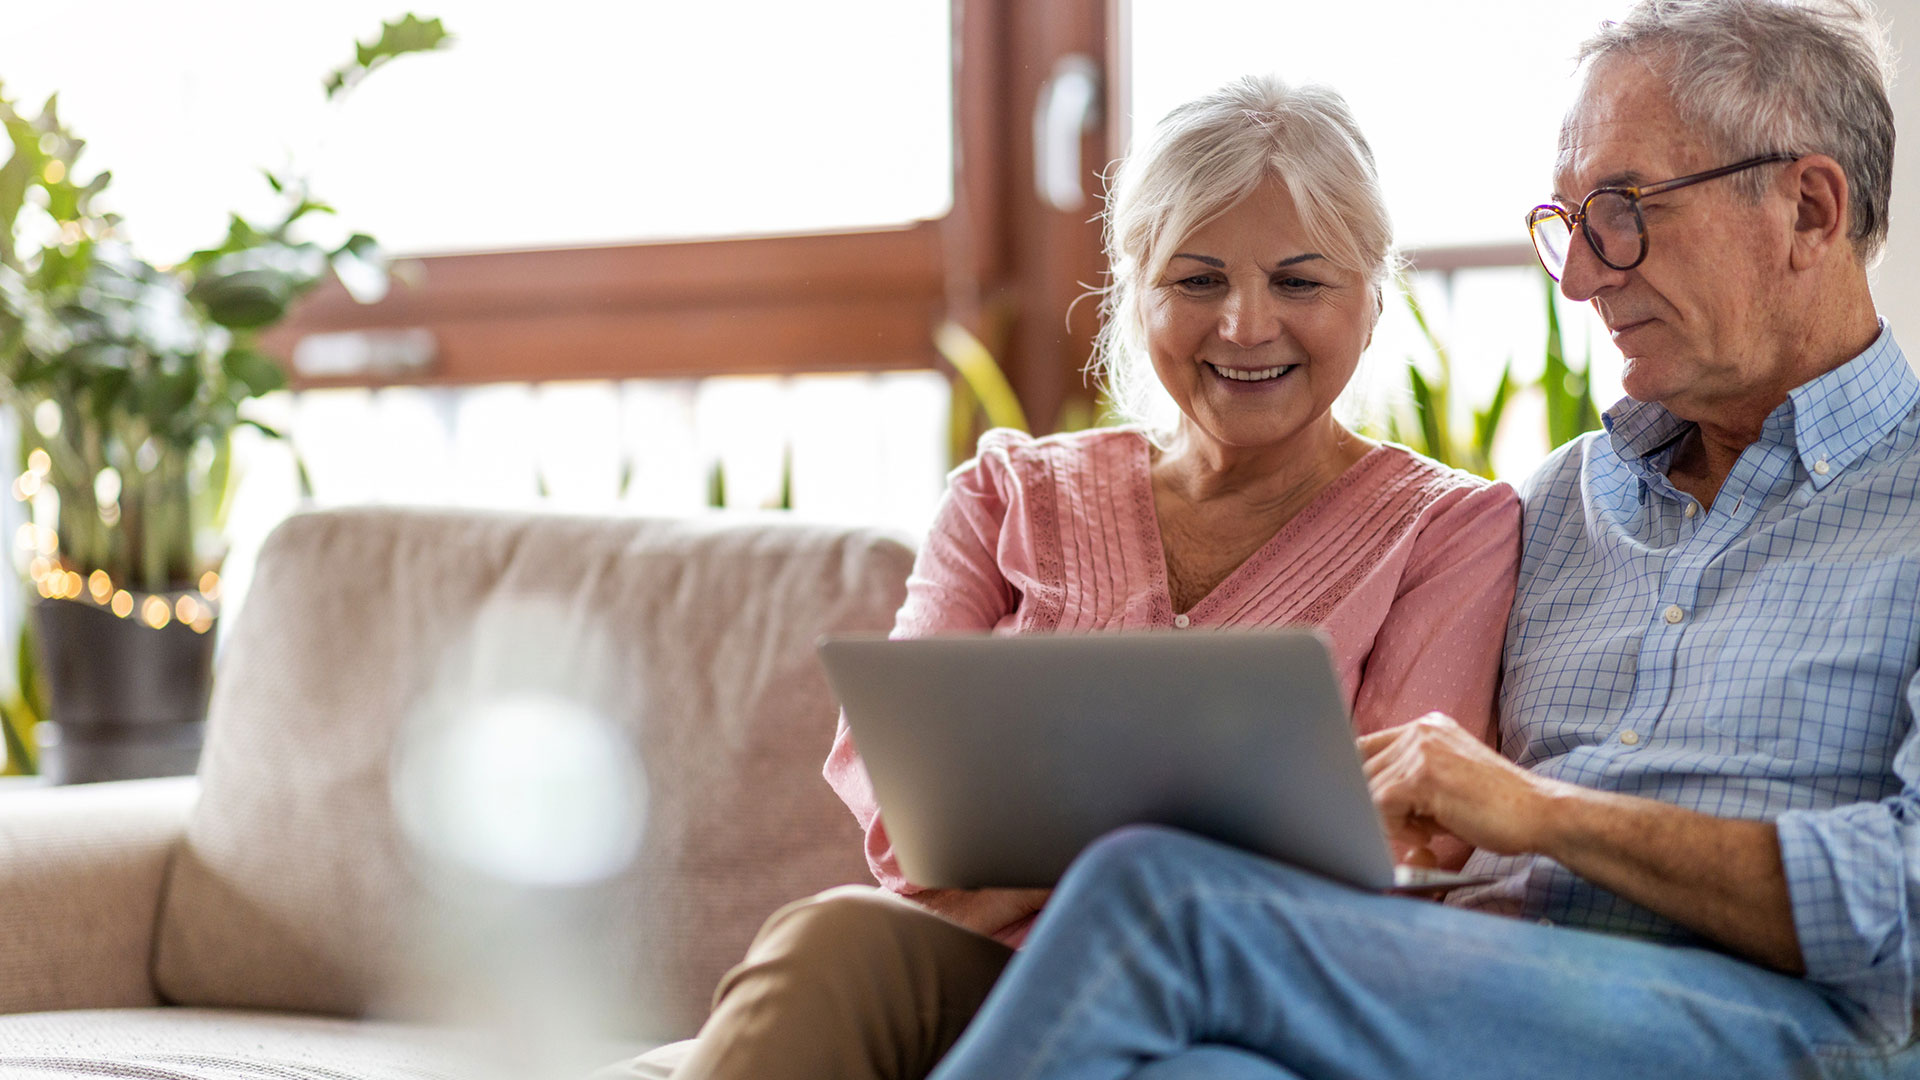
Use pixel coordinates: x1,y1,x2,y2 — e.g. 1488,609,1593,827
1090,75,1396,433
1574,0,1895,262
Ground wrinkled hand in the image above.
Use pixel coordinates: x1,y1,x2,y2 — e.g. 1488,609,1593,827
911,886,1053,937
1360,712,1560,863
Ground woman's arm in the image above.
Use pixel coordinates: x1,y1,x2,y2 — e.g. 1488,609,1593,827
1347,480,1521,867
822,434,1047,939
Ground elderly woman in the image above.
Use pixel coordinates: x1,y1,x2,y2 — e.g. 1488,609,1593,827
616,73,1520,1080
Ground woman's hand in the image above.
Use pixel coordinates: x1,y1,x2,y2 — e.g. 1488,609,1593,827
910,887,1053,937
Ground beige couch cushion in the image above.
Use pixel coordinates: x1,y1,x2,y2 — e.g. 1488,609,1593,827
0,776,196,1013
0,1007,643,1079
153,509,909,1039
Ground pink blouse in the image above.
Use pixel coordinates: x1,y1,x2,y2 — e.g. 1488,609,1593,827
824,427,1521,939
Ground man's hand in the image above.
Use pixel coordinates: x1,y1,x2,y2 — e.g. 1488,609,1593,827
910,887,1052,938
1361,712,1804,974
1360,712,1570,862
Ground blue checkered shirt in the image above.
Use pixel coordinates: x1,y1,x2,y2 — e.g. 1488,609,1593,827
1451,323,1920,1042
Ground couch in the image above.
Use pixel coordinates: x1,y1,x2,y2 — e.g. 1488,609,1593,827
0,507,915,1079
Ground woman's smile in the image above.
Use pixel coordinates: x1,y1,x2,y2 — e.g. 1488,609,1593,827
1204,361,1299,385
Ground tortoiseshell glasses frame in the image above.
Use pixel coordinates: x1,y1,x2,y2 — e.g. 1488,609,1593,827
1526,153,1799,280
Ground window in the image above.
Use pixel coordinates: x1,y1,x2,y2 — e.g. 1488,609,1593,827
1,0,954,258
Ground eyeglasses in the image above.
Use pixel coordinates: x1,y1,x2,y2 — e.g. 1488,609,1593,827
1525,154,1798,280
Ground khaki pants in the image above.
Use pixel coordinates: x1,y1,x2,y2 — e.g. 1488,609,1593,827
601,885,1013,1080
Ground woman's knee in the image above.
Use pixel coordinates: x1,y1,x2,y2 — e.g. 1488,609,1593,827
753,886,926,958
739,884,1005,989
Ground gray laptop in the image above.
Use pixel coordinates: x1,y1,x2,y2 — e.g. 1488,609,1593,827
817,629,1490,893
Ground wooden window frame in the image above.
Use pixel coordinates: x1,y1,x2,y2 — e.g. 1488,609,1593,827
264,4,1536,430
265,0,1123,437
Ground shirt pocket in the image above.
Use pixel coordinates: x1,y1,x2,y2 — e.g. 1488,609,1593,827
1693,557,1919,763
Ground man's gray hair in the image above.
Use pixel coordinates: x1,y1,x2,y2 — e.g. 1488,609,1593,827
1091,75,1395,432
1576,0,1896,262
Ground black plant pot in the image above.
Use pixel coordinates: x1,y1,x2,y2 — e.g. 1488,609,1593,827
31,596,215,784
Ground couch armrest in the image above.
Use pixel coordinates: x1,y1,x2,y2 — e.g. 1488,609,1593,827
0,776,198,1013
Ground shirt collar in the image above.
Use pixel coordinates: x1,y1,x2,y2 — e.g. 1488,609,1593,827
1601,320,1917,490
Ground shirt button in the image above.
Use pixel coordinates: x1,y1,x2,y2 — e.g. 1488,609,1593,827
1683,501,1698,518
1173,613,1190,628
1663,604,1685,625
1814,459,1831,475
1619,730,1641,746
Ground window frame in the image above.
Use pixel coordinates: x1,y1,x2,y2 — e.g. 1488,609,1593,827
265,0,1123,437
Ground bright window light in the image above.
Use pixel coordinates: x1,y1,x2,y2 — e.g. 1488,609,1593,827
1129,0,1631,249
0,0,954,262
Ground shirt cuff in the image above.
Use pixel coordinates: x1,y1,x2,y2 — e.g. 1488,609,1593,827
1776,802,1913,1043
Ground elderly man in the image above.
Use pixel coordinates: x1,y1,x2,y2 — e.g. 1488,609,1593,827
921,1,1920,1078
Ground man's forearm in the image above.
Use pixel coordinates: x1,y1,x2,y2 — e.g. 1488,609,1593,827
1534,783,1804,974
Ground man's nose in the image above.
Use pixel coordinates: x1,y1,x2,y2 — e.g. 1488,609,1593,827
1557,225,1627,302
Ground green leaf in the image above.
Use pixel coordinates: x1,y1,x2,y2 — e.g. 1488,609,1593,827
136,367,199,428
188,245,328,328
1539,269,1602,449
183,214,268,273
0,699,34,776
330,232,389,303
1407,364,1447,466
934,320,1029,433
324,14,454,101
222,347,287,397
191,269,293,328
1473,358,1515,459
240,416,287,440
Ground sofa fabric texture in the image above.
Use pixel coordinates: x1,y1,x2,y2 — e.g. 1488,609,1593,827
0,777,197,1015
0,1008,487,1079
147,509,908,1040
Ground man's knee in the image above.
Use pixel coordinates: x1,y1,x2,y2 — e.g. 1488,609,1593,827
1063,824,1241,898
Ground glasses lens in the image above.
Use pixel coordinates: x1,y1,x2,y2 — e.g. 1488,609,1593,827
1584,191,1644,270
1528,207,1573,278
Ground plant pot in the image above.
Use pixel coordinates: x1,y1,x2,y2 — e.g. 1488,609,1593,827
31,596,215,784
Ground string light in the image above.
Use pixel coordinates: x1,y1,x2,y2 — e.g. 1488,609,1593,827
24,449,49,475
140,596,171,629
24,557,222,631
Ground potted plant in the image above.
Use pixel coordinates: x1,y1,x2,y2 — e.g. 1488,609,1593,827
0,15,451,781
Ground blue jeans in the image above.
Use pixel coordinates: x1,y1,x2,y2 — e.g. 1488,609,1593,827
928,826,1920,1080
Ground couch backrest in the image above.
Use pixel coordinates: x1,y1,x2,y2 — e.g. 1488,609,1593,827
152,508,911,1039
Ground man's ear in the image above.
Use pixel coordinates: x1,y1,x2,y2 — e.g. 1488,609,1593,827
1787,154,1850,271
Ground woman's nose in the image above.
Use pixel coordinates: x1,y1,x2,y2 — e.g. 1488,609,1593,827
1218,283,1280,347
